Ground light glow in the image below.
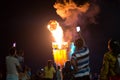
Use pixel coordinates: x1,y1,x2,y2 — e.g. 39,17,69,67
76,26,80,32
53,49,67,66
47,20,68,66
13,43,16,47
48,20,63,49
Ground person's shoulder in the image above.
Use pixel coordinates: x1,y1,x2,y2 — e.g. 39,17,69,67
83,46,89,50
44,66,47,69
12,57,19,61
12,56,17,59
104,51,109,56
78,46,89,53
51,66,55,69
6,56,9,59
6,56,13,59
105,51,112,55
104,51,113,58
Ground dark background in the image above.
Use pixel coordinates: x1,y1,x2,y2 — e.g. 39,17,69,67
1,0,120,79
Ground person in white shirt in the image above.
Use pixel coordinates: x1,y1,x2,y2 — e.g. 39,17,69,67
6,47,21,80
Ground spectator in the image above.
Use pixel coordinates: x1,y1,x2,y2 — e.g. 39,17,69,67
71,36,90,80
6,47,22,80
43,60,56,80
62,60,74,80
56,65,62,80
16,49,24,68
19,65,31,80
100,39,120,80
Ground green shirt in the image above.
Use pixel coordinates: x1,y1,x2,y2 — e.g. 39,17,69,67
100,51,117,80
44,66,56,79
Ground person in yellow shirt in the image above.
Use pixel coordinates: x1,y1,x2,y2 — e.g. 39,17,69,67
44,60,56,80
100,39,120,80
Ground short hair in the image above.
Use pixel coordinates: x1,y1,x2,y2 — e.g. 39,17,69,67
57,65,60,69
108,39,120,49
48,60,52,65
74,38,84,48
9,47,16,56
108,39,120,55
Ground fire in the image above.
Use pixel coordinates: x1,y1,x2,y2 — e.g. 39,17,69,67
47,0,99,66
47,20,68,66
47,20,63,49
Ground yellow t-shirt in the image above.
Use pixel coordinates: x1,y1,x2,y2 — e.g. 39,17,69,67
44,66,56,79
100,51,117,80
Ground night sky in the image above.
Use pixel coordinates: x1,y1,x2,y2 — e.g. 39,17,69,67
1,0,120,76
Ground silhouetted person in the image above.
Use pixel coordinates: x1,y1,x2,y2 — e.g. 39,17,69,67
62,60,74,80
56,66,62,80
16,49,24,68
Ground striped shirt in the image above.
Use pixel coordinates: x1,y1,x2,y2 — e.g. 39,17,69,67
72,47,90,78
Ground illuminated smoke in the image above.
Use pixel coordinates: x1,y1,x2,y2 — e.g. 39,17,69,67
53,0,99,41
54,0,90,26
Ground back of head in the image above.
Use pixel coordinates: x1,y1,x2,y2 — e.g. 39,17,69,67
9,47,16,56
57,65,60,70
108,39,120,55
64,60,71,68
48,60,53,67
18,49,24,56
74,38,84,48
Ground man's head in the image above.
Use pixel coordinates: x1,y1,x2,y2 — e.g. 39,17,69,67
9,47,17,56
74,38,84,48
108,39,120,54
108,39,120,50
48,60,53,67
65,60,71,68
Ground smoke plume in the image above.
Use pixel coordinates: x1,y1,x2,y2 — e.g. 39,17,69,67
53,0,100,41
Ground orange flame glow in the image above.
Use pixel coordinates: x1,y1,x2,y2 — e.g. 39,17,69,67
47,20,63,49
54,0,90,19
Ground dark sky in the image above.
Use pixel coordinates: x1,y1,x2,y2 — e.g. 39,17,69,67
1,0,120,75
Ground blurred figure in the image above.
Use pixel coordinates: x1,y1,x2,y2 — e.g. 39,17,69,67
6,47,22,80
35,70,44,80
27,67,32,78
71,36,90,80
56,66,62,80
16,49,25,80
53,62,57,80
20,65,31,80
19,65,32,80
16,49,24,68
100,39,120,80
43,60,56,80
62,60,74,80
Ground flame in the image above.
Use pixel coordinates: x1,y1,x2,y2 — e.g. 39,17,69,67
47,20,63,49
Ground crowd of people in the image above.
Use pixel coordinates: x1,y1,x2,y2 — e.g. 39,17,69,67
1,33,120,80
